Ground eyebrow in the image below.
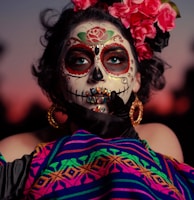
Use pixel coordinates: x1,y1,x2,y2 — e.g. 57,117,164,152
69,46,92,52
103,46,126,54
67,46,94,56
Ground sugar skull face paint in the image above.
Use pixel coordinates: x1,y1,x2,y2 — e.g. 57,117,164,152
61,21,139,113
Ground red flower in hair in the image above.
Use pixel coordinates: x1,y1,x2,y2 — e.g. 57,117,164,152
108,3,132,28
137,0,161,17
130,18,156,42
72,0,97,11
135,43,153,60
158,3,177,32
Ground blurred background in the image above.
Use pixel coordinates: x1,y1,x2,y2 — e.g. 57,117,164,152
0,0,194,166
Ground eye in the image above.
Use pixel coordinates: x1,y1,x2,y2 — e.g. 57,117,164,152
102,47,129,75
74,57,88,65
107,56,121,64
66,53,90,68
64,47,94,74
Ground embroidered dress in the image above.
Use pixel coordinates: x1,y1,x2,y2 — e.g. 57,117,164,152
24,130,194,199
0,129,194,199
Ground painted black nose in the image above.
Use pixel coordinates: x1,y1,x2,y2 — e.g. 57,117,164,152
92,67,103,81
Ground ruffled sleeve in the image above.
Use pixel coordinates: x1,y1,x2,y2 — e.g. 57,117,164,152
0,154,33,200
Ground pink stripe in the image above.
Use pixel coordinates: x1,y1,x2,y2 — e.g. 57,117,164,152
57,138,145,157
91,188,156,200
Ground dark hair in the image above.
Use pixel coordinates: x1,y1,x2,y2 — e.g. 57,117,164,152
32,3,166,107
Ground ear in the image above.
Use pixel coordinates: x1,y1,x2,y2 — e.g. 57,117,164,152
132,72,141,93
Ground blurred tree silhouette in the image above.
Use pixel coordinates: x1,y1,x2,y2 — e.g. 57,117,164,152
0,39,49,140
9,102,49,135
0,40,10,139
169,66,194,166
0,44,4,57
167,38,194,167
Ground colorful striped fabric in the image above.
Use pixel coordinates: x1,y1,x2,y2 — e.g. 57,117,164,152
0,154,6,166
21,129,194,199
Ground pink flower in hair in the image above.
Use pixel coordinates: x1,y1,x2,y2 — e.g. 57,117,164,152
157,3,177,32
137,0,161,17
72,0,97,11
124,0,144,6
130,18,156,42
135,43,153,61
108,3,131,28
131,0,144,4
71,0,180,61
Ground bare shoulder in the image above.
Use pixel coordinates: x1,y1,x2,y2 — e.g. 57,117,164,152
135,122,184,162
0,132,41,162
0,127,67,162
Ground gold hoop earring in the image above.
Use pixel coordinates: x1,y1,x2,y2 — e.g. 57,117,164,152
47,104,67,129
129,95,143,126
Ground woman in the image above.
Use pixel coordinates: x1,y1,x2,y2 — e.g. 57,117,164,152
0,0,193,199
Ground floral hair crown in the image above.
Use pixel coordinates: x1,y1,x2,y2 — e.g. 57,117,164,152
72,0,180,61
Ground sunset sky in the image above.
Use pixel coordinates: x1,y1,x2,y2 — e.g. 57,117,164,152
0,0,194,122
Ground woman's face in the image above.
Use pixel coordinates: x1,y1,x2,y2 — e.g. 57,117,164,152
61,21,140,113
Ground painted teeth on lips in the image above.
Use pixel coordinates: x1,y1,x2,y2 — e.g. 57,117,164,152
85,87,111,104
86,95,110,104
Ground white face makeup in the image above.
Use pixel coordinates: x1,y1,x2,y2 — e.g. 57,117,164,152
61,21,139,113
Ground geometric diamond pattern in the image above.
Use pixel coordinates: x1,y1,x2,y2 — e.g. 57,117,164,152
22,130,194,199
